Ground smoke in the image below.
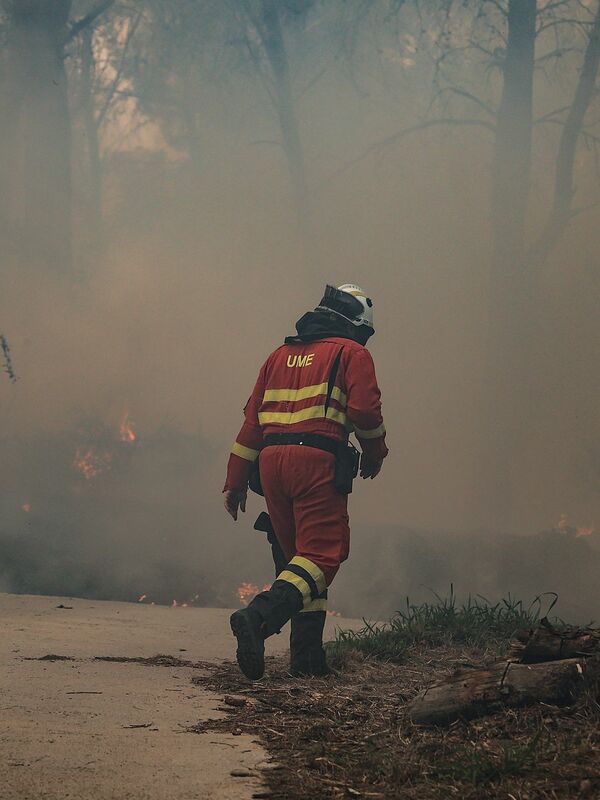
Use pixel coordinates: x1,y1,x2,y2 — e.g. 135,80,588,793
2,2,600,618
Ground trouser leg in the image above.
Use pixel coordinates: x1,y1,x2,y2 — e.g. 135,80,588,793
255,511,330,677
233,520,330,679
232,446,349,680
291,462,350,586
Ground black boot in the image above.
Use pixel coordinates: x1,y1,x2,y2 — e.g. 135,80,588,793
230,580,303,680
229,606,266,681
290,610,331,677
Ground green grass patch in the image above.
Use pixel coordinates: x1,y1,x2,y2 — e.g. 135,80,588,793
429,729,543,784
329,588,554,664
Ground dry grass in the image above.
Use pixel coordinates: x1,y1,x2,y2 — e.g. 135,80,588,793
191,631,600,798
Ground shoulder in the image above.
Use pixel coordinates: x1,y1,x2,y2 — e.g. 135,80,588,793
324,336,364,353
341,342,377,374
336,339,371,360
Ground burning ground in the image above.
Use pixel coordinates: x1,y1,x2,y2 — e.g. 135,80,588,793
2,414,600,620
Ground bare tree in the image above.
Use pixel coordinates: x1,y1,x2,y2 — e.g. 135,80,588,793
70,4,142,265
330,0,600,526
0,0,114,273
529,2,600,268
235,0,313,246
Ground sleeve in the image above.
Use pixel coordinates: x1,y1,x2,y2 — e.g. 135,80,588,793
344,348,389,463
223,362,267,492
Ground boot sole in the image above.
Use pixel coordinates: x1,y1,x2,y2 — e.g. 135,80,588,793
230,610,265,681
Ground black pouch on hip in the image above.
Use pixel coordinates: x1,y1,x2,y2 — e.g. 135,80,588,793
248,455,264,496
334,441,360,495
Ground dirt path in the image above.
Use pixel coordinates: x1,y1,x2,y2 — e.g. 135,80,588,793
0,592,358,800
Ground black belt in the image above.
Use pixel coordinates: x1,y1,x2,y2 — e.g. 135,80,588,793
262,433,339,456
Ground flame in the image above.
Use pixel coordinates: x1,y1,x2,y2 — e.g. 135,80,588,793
21,503,31,513
237,582,271,606
73,448,112,480
137,592,200,607
119,412,136,443
556,513,594,538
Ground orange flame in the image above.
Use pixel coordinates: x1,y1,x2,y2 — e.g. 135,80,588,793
119,412,136,443
137,593,200,607
237,582,271,606
557,513,594,538
73,448,112,480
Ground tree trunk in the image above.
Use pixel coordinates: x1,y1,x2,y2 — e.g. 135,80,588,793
528,1,600,269
0,16,24,257
79,25,104,265
479,0,537,529
1,0,73,272
406,656,599,726
258,0,313,257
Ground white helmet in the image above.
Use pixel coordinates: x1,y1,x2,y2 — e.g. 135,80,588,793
316,283,374,332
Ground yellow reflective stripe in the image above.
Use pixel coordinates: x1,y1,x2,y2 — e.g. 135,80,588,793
330,386,347,406
231,442,260,462
301,598,328,613
277,570,312,602
326,407,347,426
264,383,327,403
263,383,347,407
258,405,347,427
290,556,327,594
354,423,386,440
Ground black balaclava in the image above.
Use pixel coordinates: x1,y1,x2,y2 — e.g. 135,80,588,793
285,309,373,346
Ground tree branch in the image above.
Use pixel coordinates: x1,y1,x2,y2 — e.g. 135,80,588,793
483,0,508,19
327,117,496,182
434,86,497,117
66,0,115,44
95,9,143,128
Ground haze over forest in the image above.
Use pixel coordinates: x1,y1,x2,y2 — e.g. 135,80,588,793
2,0,600,617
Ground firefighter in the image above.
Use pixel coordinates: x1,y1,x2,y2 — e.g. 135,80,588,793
223,284,388,679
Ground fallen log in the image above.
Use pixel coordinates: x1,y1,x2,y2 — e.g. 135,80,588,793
509,618,600,663
405,656,600,726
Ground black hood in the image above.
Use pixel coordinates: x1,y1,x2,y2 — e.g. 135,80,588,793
284,310,372,346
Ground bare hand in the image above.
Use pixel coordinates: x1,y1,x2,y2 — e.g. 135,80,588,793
360,456,382,480
223,489,247,521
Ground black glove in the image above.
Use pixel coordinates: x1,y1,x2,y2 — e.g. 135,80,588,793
360,454,382,480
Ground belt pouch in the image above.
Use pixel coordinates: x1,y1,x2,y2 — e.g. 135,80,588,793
334,441,360,494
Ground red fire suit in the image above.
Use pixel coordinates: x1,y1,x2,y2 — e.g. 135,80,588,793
225,336,388,606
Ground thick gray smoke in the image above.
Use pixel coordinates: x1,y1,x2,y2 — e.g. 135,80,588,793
2,1,600,619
